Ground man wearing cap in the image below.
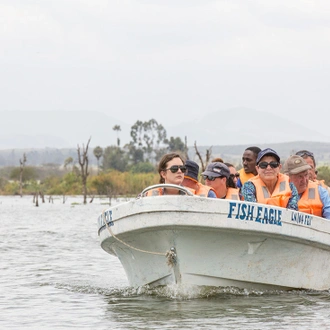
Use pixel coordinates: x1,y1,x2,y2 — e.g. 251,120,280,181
296,149,330,195
242,148,299,210
295,150,318,181
182,160,217,198
283,155,330,219
201,162,240,200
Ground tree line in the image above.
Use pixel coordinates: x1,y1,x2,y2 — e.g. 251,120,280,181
0,119,196,204
1,118,330,205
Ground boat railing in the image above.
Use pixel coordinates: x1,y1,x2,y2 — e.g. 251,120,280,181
139,184,195,197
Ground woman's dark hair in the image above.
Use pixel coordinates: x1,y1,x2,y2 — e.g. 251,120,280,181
223,163,237,188
157,153,185,184
226,176,237,189
224,162,234,168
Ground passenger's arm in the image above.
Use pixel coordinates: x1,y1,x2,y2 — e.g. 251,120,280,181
287,183,299,211
318,185,330,220
241,181,257,203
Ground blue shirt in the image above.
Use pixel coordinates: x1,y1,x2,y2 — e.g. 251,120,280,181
207,190,217,198
242,181,299,211
236,178,242,189
317,186,330,219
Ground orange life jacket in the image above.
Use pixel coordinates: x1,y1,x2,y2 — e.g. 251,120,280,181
238,169,256,185
145,188,164,196
298,181,323,217
316,179,327,188
215,188,240,200
315,179,330,196
195,182,216,197
249,173,292,208
225,187,241,200
144,186,195,196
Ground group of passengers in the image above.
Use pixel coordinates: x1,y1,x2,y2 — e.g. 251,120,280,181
143,148,330,220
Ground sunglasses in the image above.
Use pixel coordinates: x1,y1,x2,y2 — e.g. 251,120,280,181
202,175,221,181
258,161,280,169
296,151,314,159
165,165,187,173
230,173,240,178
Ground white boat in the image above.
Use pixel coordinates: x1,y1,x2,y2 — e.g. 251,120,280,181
97,184,330,291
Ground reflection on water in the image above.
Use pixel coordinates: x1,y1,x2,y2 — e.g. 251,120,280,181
1,196,330,329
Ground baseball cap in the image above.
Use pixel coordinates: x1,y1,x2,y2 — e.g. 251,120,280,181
256,148,280,165
184,160,199,182
201,162,230,179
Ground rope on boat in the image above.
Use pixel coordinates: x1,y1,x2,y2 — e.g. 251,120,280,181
102,210,176,266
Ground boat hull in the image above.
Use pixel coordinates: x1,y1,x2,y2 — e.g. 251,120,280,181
98,196,330,291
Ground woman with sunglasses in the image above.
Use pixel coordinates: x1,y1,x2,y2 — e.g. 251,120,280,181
145,152,193,196
241,148,299,210
224,162,240,188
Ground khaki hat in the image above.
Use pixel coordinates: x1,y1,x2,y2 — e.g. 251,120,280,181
283,155,311,175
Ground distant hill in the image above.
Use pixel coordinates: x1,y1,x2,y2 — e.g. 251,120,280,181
1,108,330,151
194,141,330,167
167,107,330,146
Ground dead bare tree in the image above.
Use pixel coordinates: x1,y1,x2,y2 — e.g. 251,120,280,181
106,186,117,206
88,189,95,203
194,141,212,172
35,191,39,207
19,153,27,197
184,136,189,160
77,137,91,204
40,191,45,203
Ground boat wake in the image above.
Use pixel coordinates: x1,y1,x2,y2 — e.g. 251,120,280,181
134,284,287,299
55,281,327,300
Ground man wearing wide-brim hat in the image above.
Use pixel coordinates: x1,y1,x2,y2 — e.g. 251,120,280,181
283,155,330,220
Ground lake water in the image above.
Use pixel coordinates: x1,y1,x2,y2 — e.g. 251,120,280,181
1,195,330,329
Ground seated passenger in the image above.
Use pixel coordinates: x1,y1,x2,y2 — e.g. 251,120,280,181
283,155,330,219
236,146,261,189
295,150,318,181
296,149,330,195
144,152,191,196
202,162,240,200
182,160,217,198
224,162,240,188
242,148,298,210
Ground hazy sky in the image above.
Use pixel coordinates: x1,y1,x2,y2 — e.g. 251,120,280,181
1,0,330,131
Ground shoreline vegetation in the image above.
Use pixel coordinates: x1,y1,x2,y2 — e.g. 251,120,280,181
1,120,330,204
0,169,159,205
1,164,330,205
